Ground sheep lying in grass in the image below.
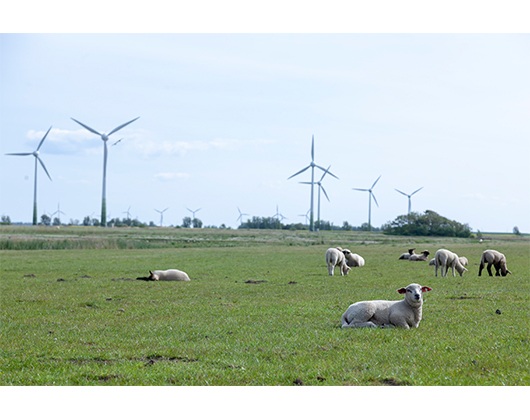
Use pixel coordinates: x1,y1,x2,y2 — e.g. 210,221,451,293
341,283,432,329
478,250,512,277
325,247,351,276
343,249,365,267
398,248,415,260
409,250,430,261
434,249,467,277
148,269,191,281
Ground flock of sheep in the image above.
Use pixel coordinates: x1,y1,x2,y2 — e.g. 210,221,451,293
142,247,511,331
325,246,512,329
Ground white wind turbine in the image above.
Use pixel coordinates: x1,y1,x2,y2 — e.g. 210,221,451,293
51,203,66,225
299,165,333,230
5,126,53,225
71,116,140,227
395,187,423,215
187,207,201,219
353,175,381,231
236,207,249,225
155,208,169,226
288,135,338,231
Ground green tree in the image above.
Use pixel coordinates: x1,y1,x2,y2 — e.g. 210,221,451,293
382,210,471,237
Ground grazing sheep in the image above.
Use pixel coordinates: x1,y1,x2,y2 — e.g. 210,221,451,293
343,249,365,267
325,247,351,276
148,269,190,281
478,250,512,277
398,248,415,260
434,249,468,277
409,250,430,261
341,283,432,329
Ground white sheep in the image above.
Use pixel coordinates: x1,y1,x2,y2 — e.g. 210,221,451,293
325,247,351,276
398,248,415,260
341,283,432,329
148,269,191,281
478,250,512,277
430,256,467,266
409,250,430,261
343,249,365,267
433,249,468,277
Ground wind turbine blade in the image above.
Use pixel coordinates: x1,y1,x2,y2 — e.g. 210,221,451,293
71,118,102,136
299,181,312,185
411,186,424,196
315,165,339,180
37,156,52,181
371,175,382,189
5,152,32,156
371,192,379,207
352,188,369,192
36,126,53,151
108,117,140,136
288,165,311,179
321,185,330,202
395,189,408,196
319,166,331,182
311,135,314,162
163,208,169,212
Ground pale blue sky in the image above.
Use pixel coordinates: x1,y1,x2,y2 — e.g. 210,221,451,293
1,21,529,232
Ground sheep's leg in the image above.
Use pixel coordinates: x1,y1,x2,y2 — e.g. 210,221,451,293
478,262,485,276
486,263,494,277
327,264,334,276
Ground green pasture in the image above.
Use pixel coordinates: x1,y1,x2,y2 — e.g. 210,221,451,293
0,226,528,385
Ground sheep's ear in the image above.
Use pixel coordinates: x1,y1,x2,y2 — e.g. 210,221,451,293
421,286,433,292
507,270,512,275
397,288,407,294
149,271,153,275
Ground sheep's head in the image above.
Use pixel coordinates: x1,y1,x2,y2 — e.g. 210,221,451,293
148,271,159,281
499,263,512,277
422,250,430,257
398,284,432,306
341,248,352,256
341,264,351,276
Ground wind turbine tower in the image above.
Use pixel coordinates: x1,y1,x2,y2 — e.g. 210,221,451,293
5,126,53,225
353,175,381,231
395,187,423,214
288,135,338,231
71,116,140,227
155,208,169,226
299,165,333,230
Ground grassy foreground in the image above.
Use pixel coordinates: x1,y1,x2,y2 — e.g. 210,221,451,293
0,226,528,385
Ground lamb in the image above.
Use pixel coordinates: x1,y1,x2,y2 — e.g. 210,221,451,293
343,249,365,267
148,269,191,281
433,249,468,277
325,247,351,276
478,250,512,277
409,250,430,261
430,256,467,266
341,283,432,329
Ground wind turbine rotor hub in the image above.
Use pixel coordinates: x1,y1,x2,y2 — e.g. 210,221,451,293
101,134,109,141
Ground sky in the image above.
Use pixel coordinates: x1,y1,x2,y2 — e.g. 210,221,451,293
1,7,529,233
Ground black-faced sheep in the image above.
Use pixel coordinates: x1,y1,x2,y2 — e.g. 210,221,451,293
343,249,365,267
398,248,415,260
325,247,351,276
341,283,432,329
478,250,511,277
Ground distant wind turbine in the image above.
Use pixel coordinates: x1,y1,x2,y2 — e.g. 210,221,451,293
123,206,132,219
236,207,249,224
5,126,53,225
299,165,333,230
187,207,201,219
273,205,287,222
71,116,140,227
395,187,423,214
288,135,338,231
298,209,310,225
155,208,169,226
353,175,381,231
51,203,66,225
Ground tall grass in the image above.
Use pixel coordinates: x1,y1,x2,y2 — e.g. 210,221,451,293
0,228,528,385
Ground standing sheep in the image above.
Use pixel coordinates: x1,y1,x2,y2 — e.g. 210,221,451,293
478,250,512,277
434,249,467,277
343,249,365,267
325,247,351,276
341,283,432,329
148,269,191,281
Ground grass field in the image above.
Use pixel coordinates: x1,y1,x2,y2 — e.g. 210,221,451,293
1,226,529,386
